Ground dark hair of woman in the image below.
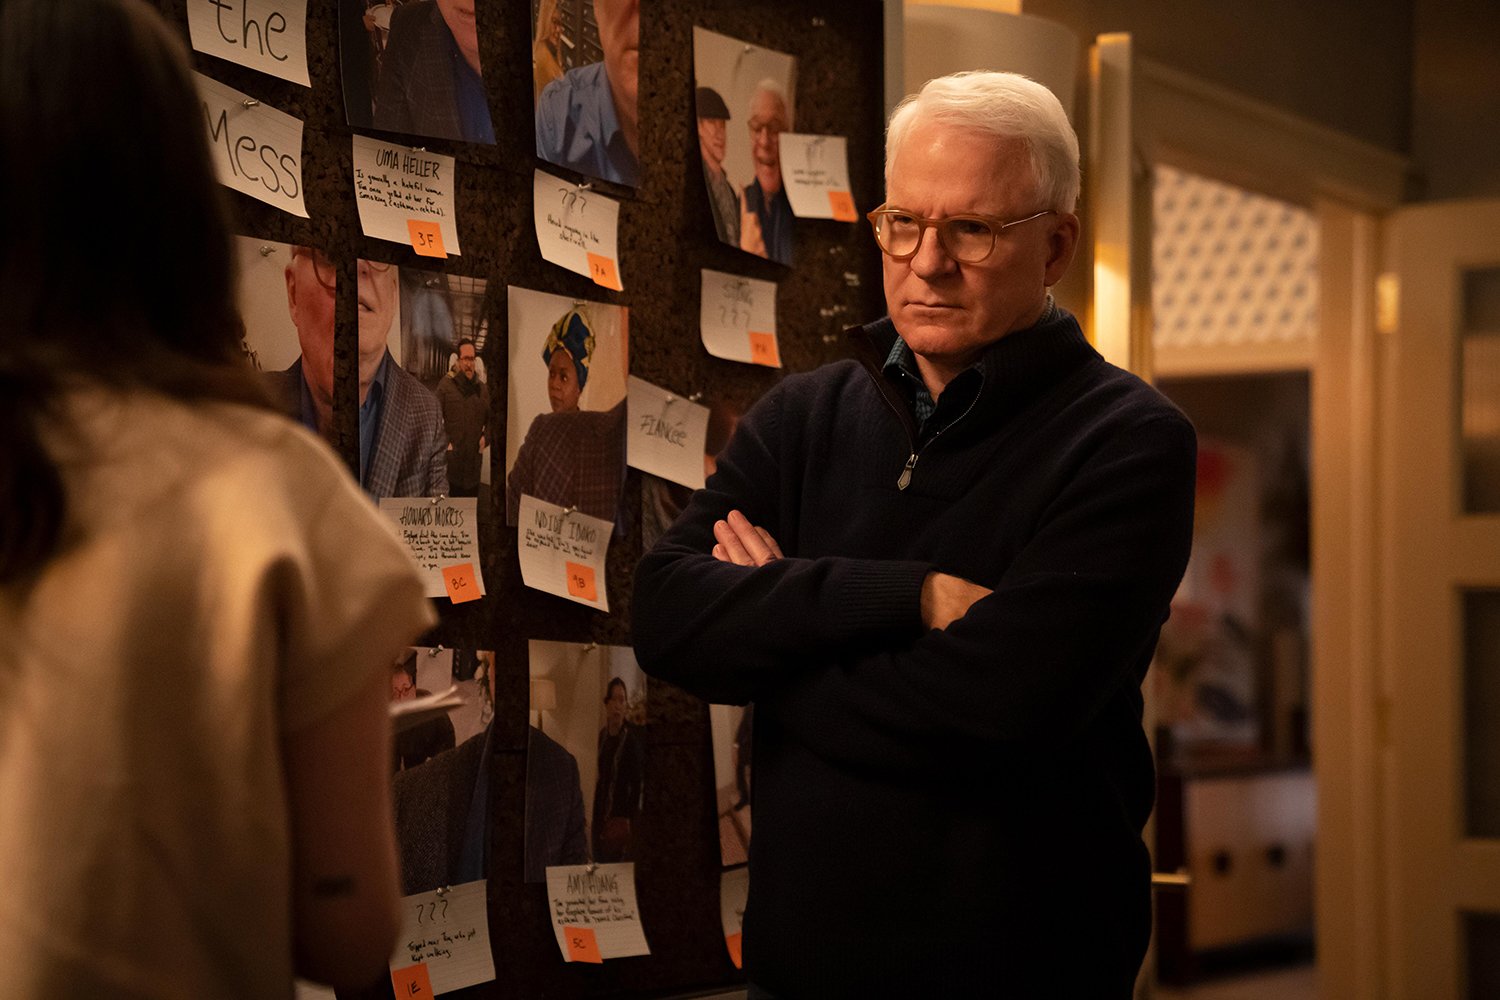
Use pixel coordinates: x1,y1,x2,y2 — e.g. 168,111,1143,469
0,0,269,585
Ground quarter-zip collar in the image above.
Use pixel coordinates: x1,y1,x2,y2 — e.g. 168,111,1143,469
850,301,1093,432
845,302,1098,490
879,297,1062,429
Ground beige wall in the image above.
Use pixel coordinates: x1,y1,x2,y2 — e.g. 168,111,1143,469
1020,0,1413,154
903,1,1500,199
1411,0,1500,200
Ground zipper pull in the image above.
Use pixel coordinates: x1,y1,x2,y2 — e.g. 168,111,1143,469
897,452,918,490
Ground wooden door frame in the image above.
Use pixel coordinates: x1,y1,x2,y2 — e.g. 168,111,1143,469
1378,197,1500,999
1118,55,1408,1000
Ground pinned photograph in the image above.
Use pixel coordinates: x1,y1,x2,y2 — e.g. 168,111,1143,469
385,647,498,900
389,646,493,771
389,646,455,773
341,0,496,144
710,703,753,866
355,260,449,499
526,641,647,881
692,27,796,264
533,0,640,187
505,287,629,526
234,235,313,385
236,237,450,501
237,237,346,447
398,269,492,501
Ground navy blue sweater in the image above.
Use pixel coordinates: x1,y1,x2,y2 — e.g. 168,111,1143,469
634,308,1195,997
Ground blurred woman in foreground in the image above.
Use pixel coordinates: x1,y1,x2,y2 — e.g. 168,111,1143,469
0,1,433,994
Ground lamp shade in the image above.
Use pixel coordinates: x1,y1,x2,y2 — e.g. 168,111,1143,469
903,6,1079,121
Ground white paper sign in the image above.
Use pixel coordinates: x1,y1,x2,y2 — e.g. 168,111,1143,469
194,72,308,218
186,0,309,87
533,169,623,291
390,685,463,732
379,497,484,599
720,868,749,969
389,881,496,994
626,376,710,490
545,863,651,962
517,495,613,612
779,133,857,222
353,134,461,255
700,269,780,368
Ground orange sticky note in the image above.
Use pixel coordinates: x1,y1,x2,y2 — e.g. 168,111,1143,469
563,925,603,963
442,562,481,604
586,252,623,291
391,962,434,998
748,331,780,368
564,561,598,602
828,190,857,222
407,219,446,258
725,932,743,969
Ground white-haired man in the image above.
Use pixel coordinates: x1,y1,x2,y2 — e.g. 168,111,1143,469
743,79,793,265
634,71,1196,996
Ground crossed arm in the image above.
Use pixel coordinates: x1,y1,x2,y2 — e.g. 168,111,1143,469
633,390,1196,777
711,509,992,632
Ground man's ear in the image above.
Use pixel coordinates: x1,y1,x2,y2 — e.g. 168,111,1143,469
285,263,299,316
1043,212,1081,287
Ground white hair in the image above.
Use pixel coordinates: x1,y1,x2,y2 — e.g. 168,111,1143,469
886,71,1080,212
751,77,793,128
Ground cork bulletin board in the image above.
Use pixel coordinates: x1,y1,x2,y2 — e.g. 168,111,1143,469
161,0,887,995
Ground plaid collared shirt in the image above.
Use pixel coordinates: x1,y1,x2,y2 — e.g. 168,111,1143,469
881,296,1059,439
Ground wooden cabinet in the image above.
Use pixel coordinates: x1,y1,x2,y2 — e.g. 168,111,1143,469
1156,765,1316,982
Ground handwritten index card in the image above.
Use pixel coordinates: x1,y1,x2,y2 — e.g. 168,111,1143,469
187,0,309,86
779,134,857,221
380,497,484,600
517,495,614,612
700,269,780,368
720,867,749,969
194,72,308,218
533,169,623,291
353,135,461,256
389,880,495,994
626,376,710,490
545,863,650,962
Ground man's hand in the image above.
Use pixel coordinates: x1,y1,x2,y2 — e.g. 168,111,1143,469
712,509,783,566
739,191,767,257
921,572,992,631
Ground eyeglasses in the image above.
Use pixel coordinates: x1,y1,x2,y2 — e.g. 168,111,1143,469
291,249,392,291
866,205,1056,264
291,246,336,291
748,116,786,136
